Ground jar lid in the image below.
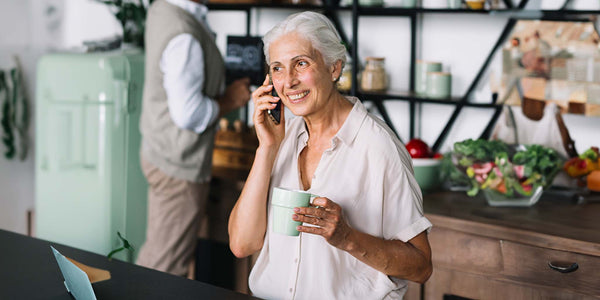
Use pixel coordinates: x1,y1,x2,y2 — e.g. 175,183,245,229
417,59,442,64
365,56,385,61
427,71,451,76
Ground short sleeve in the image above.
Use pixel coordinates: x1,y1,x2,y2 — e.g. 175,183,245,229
382,151,432,242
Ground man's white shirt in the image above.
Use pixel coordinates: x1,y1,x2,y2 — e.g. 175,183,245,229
161,0,219,133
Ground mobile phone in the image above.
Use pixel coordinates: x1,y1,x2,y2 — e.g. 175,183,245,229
267,76,282,125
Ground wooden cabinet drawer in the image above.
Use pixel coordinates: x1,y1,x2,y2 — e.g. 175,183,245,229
425,267,596,300
501,241,600,296
429,227,503,274
429,226,600,297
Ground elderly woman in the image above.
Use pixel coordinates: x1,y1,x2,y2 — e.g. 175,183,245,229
228,11,432,299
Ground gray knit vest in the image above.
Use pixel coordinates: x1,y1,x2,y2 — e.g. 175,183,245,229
140,0,224,182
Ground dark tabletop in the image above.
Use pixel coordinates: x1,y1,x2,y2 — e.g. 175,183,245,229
0,229,260,300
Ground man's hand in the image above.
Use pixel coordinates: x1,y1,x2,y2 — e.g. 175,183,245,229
219,77,251,117
293,197,353,250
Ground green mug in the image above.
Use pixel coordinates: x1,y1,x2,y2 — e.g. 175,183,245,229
271,187,313,236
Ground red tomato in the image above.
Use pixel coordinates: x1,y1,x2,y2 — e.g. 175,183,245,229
406,138,432,158
496,180,507,194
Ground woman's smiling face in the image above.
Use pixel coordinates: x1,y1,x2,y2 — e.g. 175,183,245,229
268,32,338,118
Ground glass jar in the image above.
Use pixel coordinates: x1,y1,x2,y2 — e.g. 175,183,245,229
361,57,388,91
337,63,352,92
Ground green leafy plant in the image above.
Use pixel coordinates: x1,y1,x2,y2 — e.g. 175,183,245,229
453,138,510,167
512,144,562,188
97,0,155,48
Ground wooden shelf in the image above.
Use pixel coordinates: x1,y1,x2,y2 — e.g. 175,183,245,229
358,89,500,107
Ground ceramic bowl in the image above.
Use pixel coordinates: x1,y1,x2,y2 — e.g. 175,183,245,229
465,0,484,10
482,186,543,207
413,158,443,192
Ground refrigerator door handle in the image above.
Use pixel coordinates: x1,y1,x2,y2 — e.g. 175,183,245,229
81,102,98,170
113,80,130,127
127,82,138,114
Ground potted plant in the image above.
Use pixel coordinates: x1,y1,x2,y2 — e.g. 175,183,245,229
97,0,155,48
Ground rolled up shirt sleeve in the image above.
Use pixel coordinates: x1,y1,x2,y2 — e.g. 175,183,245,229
160,33,219,134
382,145,432,242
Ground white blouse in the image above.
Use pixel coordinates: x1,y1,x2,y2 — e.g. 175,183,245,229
249,97,432,300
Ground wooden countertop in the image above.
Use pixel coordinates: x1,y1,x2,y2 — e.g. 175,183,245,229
423,191,600,257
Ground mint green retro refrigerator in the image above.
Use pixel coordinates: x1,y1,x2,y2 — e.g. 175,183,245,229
35,49,148,262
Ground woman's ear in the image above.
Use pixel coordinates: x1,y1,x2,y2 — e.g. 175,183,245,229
331,60,343,81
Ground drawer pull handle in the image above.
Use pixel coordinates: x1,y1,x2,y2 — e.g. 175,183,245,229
548,261,579,273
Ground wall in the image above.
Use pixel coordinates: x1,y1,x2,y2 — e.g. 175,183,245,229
0,0,37,235
61,0,121,48
0,0,120,234
0,0,599,234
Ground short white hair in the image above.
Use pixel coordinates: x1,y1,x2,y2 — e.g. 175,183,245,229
263,11,347,70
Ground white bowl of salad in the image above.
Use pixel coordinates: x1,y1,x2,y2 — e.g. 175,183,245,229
450,139,563,206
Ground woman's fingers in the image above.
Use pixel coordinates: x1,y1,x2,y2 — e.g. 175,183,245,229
296,225,324,235
293,213,326,227
312,197,334,209
254,94,279,111
294,198,351,248
294,206,330,222
294,198,343,227
255,100,278,112
252,85,274,103
253,95,280,127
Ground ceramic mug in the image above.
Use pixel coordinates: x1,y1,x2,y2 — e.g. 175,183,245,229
415,60,442,95
426,72,452,99
403,0,417,7
271,187,314,236
447,0,462,8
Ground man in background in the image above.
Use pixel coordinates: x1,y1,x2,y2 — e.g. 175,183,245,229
137,0,250,277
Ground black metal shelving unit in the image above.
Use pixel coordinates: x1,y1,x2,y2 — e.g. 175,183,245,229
208,0,597,150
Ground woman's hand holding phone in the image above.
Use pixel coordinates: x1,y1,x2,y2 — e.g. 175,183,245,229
267,77,282,125
252,75,285,149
